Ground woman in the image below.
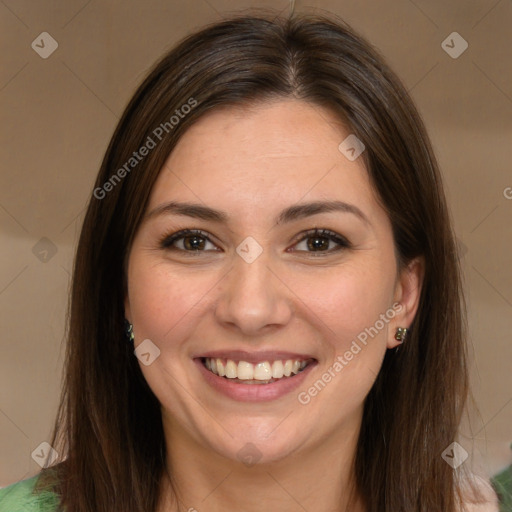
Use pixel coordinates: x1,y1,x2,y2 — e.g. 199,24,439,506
0,11,500,512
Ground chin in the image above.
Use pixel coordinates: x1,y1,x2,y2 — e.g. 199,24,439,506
207,425,306,467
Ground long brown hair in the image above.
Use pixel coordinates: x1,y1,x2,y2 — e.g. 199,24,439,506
37,11,471,511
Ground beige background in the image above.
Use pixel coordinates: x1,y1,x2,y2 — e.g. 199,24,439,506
0,0,511,488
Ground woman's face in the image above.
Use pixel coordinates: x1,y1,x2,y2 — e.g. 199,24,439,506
125,99,422,465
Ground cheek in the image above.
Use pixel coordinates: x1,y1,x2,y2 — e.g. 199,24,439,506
292,265,395,414
290,261,395,350
127,257,216,344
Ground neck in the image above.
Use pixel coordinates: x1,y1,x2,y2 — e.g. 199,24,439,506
157,415,365,512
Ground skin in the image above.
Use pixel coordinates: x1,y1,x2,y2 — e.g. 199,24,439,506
124,99,424,512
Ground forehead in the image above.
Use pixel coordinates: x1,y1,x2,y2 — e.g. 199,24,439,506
148,99,383,226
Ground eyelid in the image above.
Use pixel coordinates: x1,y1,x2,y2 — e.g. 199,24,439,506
291,228,350,245
159,228,351,253
159,229,220,251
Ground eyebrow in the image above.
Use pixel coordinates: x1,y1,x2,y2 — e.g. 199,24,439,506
144,199,370,226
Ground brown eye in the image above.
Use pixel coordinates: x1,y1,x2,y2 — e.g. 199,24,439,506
292,229,350,254
160,229,218,252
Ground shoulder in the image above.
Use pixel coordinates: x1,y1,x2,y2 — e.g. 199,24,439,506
0,474,60,512
0,475,40,511
459,473,500,512
492,464,512,510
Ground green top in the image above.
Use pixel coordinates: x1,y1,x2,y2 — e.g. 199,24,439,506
492,464,512,512
0,475,60,512
1,466,510,511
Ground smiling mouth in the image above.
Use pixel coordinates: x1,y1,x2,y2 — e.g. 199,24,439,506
201,357,315,384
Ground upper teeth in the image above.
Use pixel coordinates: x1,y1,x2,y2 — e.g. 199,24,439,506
205,358,308,380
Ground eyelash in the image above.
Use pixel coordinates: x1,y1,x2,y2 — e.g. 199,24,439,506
158,228,351,256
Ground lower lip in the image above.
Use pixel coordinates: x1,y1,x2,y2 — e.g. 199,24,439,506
194,358,317,402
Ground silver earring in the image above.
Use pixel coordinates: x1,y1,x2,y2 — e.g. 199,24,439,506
124,319,134,344
395,327,408,343
394,327,407,353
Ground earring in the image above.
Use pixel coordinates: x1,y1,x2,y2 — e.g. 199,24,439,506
124,319,134,344
395,327,408,343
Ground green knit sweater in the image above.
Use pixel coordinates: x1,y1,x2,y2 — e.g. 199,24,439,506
0,475,60,512
1,467,511,511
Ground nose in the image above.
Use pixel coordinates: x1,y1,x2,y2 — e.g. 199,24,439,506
214,249,293,336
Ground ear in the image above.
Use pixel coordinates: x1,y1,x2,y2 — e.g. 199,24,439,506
387,256,425,349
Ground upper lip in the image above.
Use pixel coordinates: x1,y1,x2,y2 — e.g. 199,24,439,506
194,350,317,364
